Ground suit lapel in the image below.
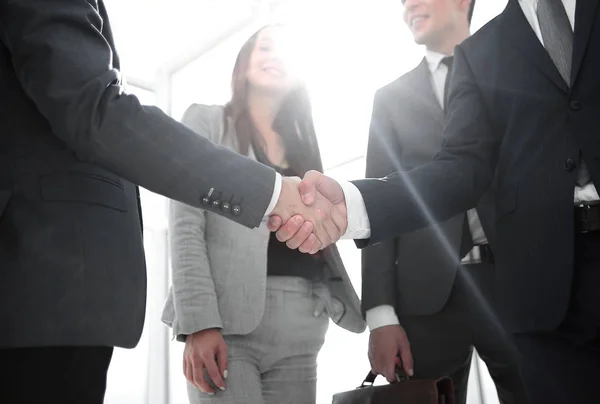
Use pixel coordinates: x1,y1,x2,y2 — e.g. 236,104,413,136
405,58,444,127
571,0,598,84
499,0,568,93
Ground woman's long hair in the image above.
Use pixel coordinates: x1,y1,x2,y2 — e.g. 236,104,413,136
223,25,324,177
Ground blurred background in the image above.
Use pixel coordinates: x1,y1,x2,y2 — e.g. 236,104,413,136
102,0,509,402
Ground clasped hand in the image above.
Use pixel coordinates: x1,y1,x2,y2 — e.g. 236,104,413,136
268,171,347,254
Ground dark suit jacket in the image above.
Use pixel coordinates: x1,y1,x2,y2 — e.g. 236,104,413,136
352,0,600,333
0,0,275,349
361,59,495,317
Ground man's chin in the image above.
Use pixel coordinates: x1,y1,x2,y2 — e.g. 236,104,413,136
413,33,429,46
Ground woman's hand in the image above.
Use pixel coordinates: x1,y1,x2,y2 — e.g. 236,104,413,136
183,328,228,395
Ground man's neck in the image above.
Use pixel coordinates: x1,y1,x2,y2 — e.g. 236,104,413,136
426,30,470,56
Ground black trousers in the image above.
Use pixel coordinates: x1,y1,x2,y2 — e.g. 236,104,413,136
513,230,600,404
0,346,114,403
399,264,529,404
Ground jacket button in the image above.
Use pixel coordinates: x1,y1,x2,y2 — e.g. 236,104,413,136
212,200,220,209
221,202,231,213
570,100,581,111
232,205,242,216
201,196,210,205
564,157,576,171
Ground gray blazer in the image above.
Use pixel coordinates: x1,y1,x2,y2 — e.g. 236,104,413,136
162,104,366,337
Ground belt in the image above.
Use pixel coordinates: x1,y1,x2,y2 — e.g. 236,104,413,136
575,201,600,233
461,244,494,265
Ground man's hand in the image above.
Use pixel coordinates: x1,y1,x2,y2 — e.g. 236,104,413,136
268,171,347,253
269,175,347,254
183,328,228,395
298,170,346,206
368,325,414,383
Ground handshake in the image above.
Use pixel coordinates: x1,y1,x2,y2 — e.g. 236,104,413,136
268,170,347,254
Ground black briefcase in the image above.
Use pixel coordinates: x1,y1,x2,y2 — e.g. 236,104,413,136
332,369,454,404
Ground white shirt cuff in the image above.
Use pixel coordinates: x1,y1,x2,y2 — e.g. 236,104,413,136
366,305,400,331
574,182,599,203
263,172,282,218
339,180,372,239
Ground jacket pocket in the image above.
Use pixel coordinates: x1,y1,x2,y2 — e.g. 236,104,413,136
40,172,128,212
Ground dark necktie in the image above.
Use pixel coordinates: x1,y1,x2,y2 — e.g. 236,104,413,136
538,0,590,186
441,56,454,110
537,0,572,85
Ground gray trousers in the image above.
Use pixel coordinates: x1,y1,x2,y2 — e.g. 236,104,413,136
187,277,331,404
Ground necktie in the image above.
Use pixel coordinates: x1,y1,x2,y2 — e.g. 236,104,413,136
537,0,573,85
441,56,454,110
538,0,590,186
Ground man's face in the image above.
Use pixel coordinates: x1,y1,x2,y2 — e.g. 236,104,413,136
402,0,467,48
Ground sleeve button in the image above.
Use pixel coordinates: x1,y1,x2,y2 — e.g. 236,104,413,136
221,202,231,213
564,157,576,171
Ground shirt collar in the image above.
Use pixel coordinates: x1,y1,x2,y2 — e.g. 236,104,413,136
425,49,451,74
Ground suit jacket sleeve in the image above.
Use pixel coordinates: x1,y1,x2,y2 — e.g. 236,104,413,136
352,45,502,247
0,0,275,228
361,91,399,312
169,105,224,336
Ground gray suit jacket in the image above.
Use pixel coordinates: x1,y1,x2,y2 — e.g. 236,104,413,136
162,104,365,338
361,59,496,317
0,1,275,349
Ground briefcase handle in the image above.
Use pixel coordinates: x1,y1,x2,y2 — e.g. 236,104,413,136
359,366,410,388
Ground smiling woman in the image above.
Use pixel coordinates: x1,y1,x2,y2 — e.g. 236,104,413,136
160,23,365,404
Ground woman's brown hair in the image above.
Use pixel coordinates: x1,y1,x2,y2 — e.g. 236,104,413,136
223,25,324,177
